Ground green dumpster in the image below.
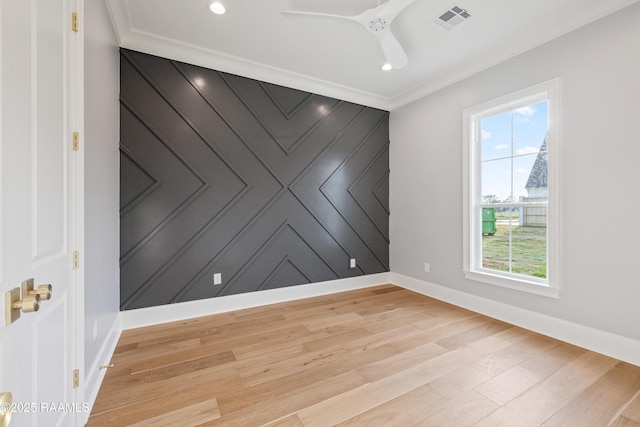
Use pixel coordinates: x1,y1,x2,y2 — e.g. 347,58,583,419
482,208,496,235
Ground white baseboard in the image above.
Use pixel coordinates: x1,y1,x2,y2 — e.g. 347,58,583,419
390,272,640,367
120,272,393,330
83,314,122,423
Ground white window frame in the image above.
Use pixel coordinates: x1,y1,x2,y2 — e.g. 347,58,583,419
462,79,560,298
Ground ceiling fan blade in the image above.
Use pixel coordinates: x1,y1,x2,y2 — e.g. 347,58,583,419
282,1,412,69
377,0,417,20
377,30,408,69
281,10,357,25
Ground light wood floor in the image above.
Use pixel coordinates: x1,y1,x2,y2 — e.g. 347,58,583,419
87,285,640,426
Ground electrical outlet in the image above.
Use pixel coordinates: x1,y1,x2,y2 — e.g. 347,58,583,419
93,320,98,341
349,258,356,269
213,273,222,285
424,263,430,273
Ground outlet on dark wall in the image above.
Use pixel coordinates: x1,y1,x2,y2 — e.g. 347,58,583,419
119,49,389,310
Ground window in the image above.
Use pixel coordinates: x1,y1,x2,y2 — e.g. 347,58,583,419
463,79,560,297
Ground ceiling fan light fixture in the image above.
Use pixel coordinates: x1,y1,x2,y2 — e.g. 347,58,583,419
209,2,226,15
281,0,414,70
381,63,393,71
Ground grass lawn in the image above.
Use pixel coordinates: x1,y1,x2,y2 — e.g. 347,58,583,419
482,222,547,278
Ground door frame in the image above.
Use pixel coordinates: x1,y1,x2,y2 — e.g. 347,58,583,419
71,0,86,422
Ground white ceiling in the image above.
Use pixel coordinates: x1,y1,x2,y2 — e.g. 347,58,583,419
106,0,638,110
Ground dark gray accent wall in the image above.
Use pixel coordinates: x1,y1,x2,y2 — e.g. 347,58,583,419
120,49,389,310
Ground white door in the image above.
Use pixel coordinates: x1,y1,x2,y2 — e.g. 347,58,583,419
1,0,82,426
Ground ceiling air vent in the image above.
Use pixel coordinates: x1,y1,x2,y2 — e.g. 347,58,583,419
434,4,471,30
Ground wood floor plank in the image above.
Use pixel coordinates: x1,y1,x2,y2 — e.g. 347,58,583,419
354,341,449,383
336,384,446,427
359,326,530,385
519,340,587,378
363,309,443,334
541,350,619,398
87,284,640,427
93,363,151,393
116,325,220,351
621,389,640,422
303,311,365,330
435,318,513,351
111,336,203,365
205,324,318,358
149,350,236,382
116,315,230,344
263,414,305,427
240,342,398,388
129,346,234,375
90,363,238,416
474,365,544,406
296,327,528,426
128,398,220,426
339,323,425,351
473,347,621,427
472,333,557,378
420,389,500,426
390,315,489,352
296,362,438,426
427,366,492,401
213,371,369,426
473,385,565,427
215,346,395,416
610,416,640,427
542,362,640,426
302,327,372,352
87,381,218,426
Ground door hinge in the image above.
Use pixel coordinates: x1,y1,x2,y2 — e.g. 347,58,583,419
73,369,80,388
72,12,79,32
72,132,79,151
73,251,80,270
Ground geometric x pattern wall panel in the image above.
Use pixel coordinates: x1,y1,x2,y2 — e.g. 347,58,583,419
120,49,389,310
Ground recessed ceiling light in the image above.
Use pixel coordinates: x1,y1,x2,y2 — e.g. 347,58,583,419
209,2,225,14
381,63,393,71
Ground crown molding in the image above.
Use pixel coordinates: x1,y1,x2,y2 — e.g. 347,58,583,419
106,0,392,111
106,0,639,112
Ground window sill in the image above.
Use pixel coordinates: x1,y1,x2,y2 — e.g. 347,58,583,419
463,270,560,299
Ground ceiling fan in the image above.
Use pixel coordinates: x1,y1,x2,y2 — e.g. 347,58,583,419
281,0,416,70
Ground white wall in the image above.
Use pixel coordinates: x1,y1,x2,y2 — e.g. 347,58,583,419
84,0,121,406
390,3,640,341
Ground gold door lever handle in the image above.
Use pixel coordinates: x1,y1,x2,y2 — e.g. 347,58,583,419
5,279,51,325
5,285,41,325
1,392,12,427
21,279,52,302
28,284,52,301
14,293,40,313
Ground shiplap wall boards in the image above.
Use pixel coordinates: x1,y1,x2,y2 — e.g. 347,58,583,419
119,49,390,310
